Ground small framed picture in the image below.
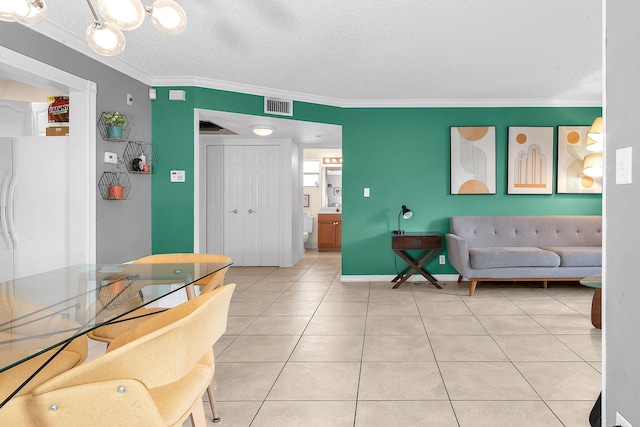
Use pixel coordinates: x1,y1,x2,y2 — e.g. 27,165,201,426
334,187,342,196
303,194,310,207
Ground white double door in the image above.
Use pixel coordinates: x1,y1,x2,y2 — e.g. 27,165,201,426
207,145,280,266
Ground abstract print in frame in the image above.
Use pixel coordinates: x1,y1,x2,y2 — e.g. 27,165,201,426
557,126,602,194
450,126,496,194
508,127,554,194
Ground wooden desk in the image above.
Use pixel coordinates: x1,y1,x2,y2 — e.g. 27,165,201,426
391,232,442,289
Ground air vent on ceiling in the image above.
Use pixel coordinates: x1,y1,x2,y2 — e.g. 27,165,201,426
264,97,293,116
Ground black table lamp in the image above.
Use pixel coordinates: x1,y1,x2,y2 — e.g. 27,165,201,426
393,205,413,235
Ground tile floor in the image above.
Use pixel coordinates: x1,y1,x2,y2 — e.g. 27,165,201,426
93,250,602,426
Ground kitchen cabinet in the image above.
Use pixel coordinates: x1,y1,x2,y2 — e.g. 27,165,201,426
318,213,341,252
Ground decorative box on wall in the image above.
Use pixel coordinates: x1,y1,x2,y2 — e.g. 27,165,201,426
122,141,157,174
98,171,131,200
98,112,131,142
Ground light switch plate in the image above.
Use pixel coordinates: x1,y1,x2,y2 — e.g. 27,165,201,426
364,188,370,197
616,147,633,184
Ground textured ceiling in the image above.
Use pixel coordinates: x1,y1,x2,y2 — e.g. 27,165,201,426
26,0,602,106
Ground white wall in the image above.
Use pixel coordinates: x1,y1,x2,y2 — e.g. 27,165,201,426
604,0,640,424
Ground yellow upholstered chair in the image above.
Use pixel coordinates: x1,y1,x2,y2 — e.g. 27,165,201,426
0,284,235,427
1,292,88,402
86,254,232,422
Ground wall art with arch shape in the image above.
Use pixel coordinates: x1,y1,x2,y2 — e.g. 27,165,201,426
507,126,554,194
450,126,496,194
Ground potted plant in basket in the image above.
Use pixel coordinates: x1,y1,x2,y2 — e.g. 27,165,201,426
103,111,126,140
108,171,125,200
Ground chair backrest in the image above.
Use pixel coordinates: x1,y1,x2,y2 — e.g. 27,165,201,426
133,253,232,291
33,283,235,393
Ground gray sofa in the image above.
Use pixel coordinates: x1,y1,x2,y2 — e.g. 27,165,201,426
446,215,602,296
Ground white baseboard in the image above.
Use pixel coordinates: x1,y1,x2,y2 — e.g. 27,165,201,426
339,274,461,283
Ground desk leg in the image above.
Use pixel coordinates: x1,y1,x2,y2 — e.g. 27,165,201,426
392,249,442,289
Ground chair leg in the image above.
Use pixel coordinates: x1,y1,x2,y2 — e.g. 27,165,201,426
206,377,221,423
189,398,207,427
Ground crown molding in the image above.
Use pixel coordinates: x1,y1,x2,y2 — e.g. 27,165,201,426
24,23,602,109
24,21,154,86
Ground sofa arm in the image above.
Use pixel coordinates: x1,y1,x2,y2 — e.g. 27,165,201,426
445,233,472,278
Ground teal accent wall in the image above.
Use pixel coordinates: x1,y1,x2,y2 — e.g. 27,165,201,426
151,87,601,275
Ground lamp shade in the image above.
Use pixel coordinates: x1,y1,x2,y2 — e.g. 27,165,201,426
587,117,603,150
20,0,47,25
86,21,127,56
97,0,145,31
0,0,31,22
583,153,603,177
147,0,187,35
401,205,413,219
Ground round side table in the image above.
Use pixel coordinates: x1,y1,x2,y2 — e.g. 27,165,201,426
580,275,602,329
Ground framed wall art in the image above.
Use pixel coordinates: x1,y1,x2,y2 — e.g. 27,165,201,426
450,126,496,194
507,127,554,194
557,126,602,194
303,194,310,207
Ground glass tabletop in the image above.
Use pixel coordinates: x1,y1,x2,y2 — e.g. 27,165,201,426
0,261,231,374
580,275,602,289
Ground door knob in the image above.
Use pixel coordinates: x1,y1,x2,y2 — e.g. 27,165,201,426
248,209,256,214
229,209,238,213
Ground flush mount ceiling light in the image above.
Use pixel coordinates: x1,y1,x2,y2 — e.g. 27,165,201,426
0,0,186,56
251,125,275,136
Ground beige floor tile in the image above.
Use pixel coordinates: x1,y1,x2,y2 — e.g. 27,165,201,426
417,300,472,316
261,300,320,316
287,281,333,291
355,401,458,427
267,362,360,400
289,335,364,361
513,300,581,315
430,335,508,362
200,401,262,427
492,335,582,361
514,361,602,400
315,301,368,316
241,316,311,335
362,335,434,361
412,290,463,302
228,301,272,316
368,289,416,302
367,300,420,316
215,362,285,401
588,361,601,373
252,401,355,427
323,288,370,301
365,316,426,335
546,400,597,427
556,335,602,362
476,315,549,335
562,299,593,315
247,281,294,291
531,314,600,335
358,361,448,400
225,316,258,335
276,290,327,302
216,335,299,362
499,287,557,300
214,335,237,355
463,299,525,316
453,401,564,427
304,316,367,336
439,361,539,400
231,290,283,302
422,315,487,335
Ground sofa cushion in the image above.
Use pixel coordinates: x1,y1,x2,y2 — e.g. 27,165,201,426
469,247,561,269
543,247,602,267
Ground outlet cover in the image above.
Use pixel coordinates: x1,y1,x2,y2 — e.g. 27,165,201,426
104,152,117,164
439,255,446,264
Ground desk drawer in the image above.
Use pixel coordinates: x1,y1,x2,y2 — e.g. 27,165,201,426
392,234,441,250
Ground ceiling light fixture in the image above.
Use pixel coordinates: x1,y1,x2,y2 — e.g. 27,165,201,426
251,125,275,136
0,0,187,56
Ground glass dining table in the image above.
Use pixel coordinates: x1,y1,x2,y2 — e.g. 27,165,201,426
0,260,232,406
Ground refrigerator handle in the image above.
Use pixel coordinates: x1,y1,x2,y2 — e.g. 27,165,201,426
7,173,18,249
1,171,11,249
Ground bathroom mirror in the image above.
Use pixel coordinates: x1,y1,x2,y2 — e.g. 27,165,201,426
322,167,342,209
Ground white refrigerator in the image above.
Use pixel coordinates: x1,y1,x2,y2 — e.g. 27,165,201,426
0,136,70,282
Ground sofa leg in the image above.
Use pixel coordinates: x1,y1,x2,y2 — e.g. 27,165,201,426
543,280,548,289
469,280,477,296
457,275,462,283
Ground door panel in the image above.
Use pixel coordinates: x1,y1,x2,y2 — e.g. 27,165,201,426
206,146,224,255
222,146,243,265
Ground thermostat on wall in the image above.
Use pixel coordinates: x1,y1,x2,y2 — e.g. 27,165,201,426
170,170,186,182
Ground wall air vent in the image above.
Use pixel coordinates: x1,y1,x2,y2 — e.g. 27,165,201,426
264,97,293,116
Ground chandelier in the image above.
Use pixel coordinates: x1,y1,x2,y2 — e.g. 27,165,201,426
0,0,187,57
